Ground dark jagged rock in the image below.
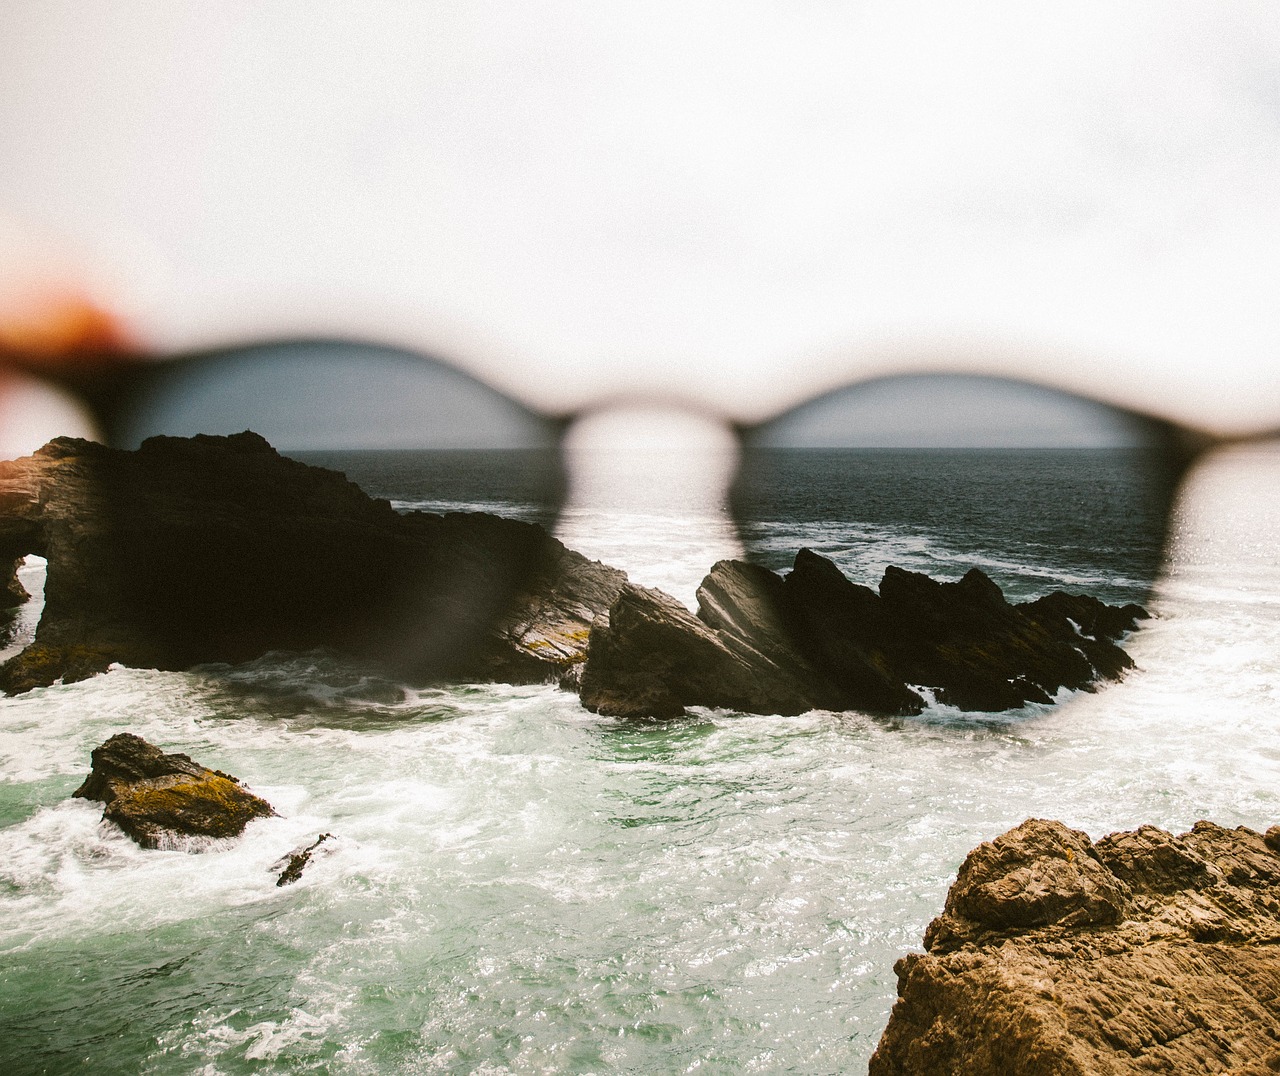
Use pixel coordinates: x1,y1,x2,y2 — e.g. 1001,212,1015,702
0,433,625,692
697,557,919,713
0,556,27,608
271,832,337,886
862,562,1135,711
777,553,930,715
580,548,1147,718
73,732,275,849
578,581,817,719
869,818,1280,1075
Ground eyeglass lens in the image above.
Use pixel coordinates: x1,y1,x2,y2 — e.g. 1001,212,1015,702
729,374,1185,714
74,342,565,679
116,341,565,526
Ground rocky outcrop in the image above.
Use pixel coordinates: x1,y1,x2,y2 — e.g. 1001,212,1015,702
0,433,625,692
73,733,275,849
485,535,630,682
579,549,1146,718
869,818,1280,1075
578,578,818,719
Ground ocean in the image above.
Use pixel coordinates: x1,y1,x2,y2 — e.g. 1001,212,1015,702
2,441,1279,1074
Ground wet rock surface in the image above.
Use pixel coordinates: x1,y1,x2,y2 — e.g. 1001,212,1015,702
271,832,337,886
73,733,276,850
0,556,28,609
0,433,625,692
578,579,818,719
869,818,1280,1075
580,549,1146,718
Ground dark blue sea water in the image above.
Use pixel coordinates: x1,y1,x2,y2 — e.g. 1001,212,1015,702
291,448,564,528
732,446,1176,606
296,445,1174,607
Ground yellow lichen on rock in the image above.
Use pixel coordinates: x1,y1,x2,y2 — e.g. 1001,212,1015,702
74,733,275,850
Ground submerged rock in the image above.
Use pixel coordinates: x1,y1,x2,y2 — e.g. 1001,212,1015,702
580,549,1147,718
271,832,337,886
0,433,625,692
73,733,276,849
869,818,1280,1074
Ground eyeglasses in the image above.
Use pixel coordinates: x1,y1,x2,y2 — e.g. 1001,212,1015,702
0,336,1269,716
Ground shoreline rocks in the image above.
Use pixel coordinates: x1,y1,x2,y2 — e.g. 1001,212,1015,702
0,432,1145,718
869,817,1280,1074
579,551,1147,719
0,433,625,693
73,733,275,849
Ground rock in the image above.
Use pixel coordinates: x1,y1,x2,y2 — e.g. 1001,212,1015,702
776,551,928,715
579,549,1146,718
1018,590,1148,685
0,433,625,692
0,555,27,608
271,832,337,886
869,818,1280,1075
1093,823,1215,896
579,582,817,719
871,565,1122,711
73,733,275,849
0,434,1140,716
0,643,123,696
484,537,628,682
922,819,1131,953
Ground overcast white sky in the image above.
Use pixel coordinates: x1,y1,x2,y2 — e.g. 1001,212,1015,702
1,1,1278,432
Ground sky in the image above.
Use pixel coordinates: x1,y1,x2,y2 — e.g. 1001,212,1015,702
120,343,556,450
753,375,1150,449
1,2,1279,435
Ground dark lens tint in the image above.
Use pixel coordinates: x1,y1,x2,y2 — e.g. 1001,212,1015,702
729,374,1188,714
115,340,563,522
85,341,566,679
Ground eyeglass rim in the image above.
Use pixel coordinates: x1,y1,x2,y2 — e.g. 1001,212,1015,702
3,332,1275,467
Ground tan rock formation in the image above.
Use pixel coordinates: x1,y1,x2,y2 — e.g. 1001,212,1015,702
870,817,1280,1074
